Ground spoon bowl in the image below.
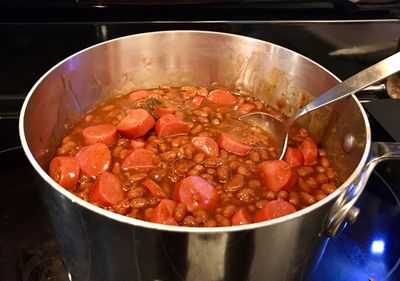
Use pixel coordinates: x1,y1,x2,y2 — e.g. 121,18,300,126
240,51,400,160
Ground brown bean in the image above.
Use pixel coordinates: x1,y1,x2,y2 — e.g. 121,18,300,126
289,191,300,206
84,115,93,122
305,177,318,188
159,142,170,152
57,140,76,155
188,169,200,176
319,149,327,157
228,161,241,170
326,168,337,180
194,210,211,223
207,168,216,176
215,214,231,227
201,173,214,182
217,166,229,182
255,200,268,209
112,162,121,174
315,193,327,201
193,110,208,117
204,219,218,227
277,190,289,200
130,198,148,209
322,183,337,194
248,179,261,189
198,117,209,123
222,204,236,218
147,197,159,206
315,173,329,184
191,124,203,135
144,208,154,221
320,157,331,168
161,151,177,162
296,166,314,177
193,164,206,172
193,153,205,163
174,203,187,223
128,173,147,183
254,101,264,110
211,118,220,125
237,188,255,203
112,145,123,158
247,205,256,213
127,187,145,199
250,151,261,162
219,149,228,159
224,175,245,193
127,209,140,219
265,191,276,200
301,192,316,205
315,166,326,173
237,166,251,177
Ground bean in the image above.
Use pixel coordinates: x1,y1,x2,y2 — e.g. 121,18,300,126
277,190,289,200
315,193,327,201
215,214,231,227
62,135,72,144
254,101,264,110
296,166,314,177
193,164,206,172
57,140,76,155
191,125,203,135
216,166,229,182
207,168,216,176
193,110,208,117
147,197,159,206
248,179,261,189
193,153,205,163
322,183,337,194
237,188,255,203
315,166,326,173
305,177,318,188
102,104,115,111
289,191,300,206
224,175,245,193
84,115,93,122
113,145,123,157
237,166,251,177
201,173,214,182
301,192,316,205
250,152,261,162
319,149,327,157
159,142,170,152
194,210,211,223
161,151,177,161
320,157,331,168
112,162,121,174
197,87,208,96
216,112,224,120
219,149,228,159
183,145,195,158
255,200,268,209
131,198,148,209
174,203,187,223
316,173,329,184
127,187,145,199
265,191,276,200
143,208,153,221
128,173,147,183
127,209,140,218
204,219,218,227
144,143,158,154
211,118,220,125
326,168,337,180
188,169,200,176
228,161,241,170
222,205,236,218
198,117,209,123
259,150,269,160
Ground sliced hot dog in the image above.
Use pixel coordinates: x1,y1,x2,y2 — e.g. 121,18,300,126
191,96,205,108
299,139,318,165
49,156,80,190
191,136,219,157
117,109,155,139
153,106,176,116
82,123,117,146
237,103,255,115
142,178,167,199
231,208,252,226
259,160,297,192
150,199,178,225
75,143,111,177
128,90,151,101
121,149,159,169
155,114,190,138
173,176,218,212
284,147,304,167
207,89,236,105
130,138,146,150
89,172,125,207
254,200,296,222
217,132,252,155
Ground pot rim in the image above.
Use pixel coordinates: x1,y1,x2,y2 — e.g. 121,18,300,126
18,30,372,233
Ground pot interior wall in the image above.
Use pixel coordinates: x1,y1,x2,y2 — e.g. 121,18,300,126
23,31,367,183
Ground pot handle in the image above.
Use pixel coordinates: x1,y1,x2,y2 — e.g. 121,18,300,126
324,142,400,237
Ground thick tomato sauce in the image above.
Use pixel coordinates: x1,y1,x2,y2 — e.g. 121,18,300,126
49,86,338,227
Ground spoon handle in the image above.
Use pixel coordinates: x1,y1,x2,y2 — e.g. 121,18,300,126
289,51,400,125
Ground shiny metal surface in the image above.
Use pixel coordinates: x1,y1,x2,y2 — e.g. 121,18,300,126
19,31,377,280
241,51,400,160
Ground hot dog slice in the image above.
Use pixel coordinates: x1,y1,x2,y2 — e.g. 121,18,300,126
150,199,178,225
82,123,117,146
299,139,318,165
155,114,190,138
254,200,296,222
142,179,167,199
128,90,151,101
237,103,255,115
130,138,146,150
121,149,159,169
89,172,125,207
191,136,219,157
173,176,218,212
207,89,236,105
153,106,176,116
259,160,297,192
217,132,252,155
49,156,80,190
75,143,111,177
231,208,252,226
117,109,155,139
284,147,304,167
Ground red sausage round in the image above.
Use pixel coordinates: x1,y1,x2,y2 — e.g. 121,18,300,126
117,109,155,139
173,176,218,212
121,149,159,169
207,89,236,105
150,199,178,225
237,103,255,115
217,132,252,155
89,172,125,206
299,139,318,165
284,147,304,167
254,200,296,222
231,208,252,226
128,90,151,101
142,179,167,199
75,143,111,177
153,106,176,116
191,136,219,157
155,114,190,138
259,160,297,192
82,123,117,146
49,156,80,190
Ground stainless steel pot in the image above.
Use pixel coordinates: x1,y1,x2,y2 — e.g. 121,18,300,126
19,31,400,281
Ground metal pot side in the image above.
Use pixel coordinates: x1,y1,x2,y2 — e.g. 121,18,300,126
19,31,371,281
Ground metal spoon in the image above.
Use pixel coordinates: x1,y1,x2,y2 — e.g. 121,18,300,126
239,51,400,160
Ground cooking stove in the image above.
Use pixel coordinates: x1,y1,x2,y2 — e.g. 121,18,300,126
0,5,399,280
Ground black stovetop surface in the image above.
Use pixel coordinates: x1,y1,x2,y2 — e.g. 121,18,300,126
0,20,399,281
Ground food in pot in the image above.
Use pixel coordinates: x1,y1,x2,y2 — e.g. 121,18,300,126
49,86,338,227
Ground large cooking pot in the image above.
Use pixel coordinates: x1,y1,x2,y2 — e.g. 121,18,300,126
19,31,400,281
